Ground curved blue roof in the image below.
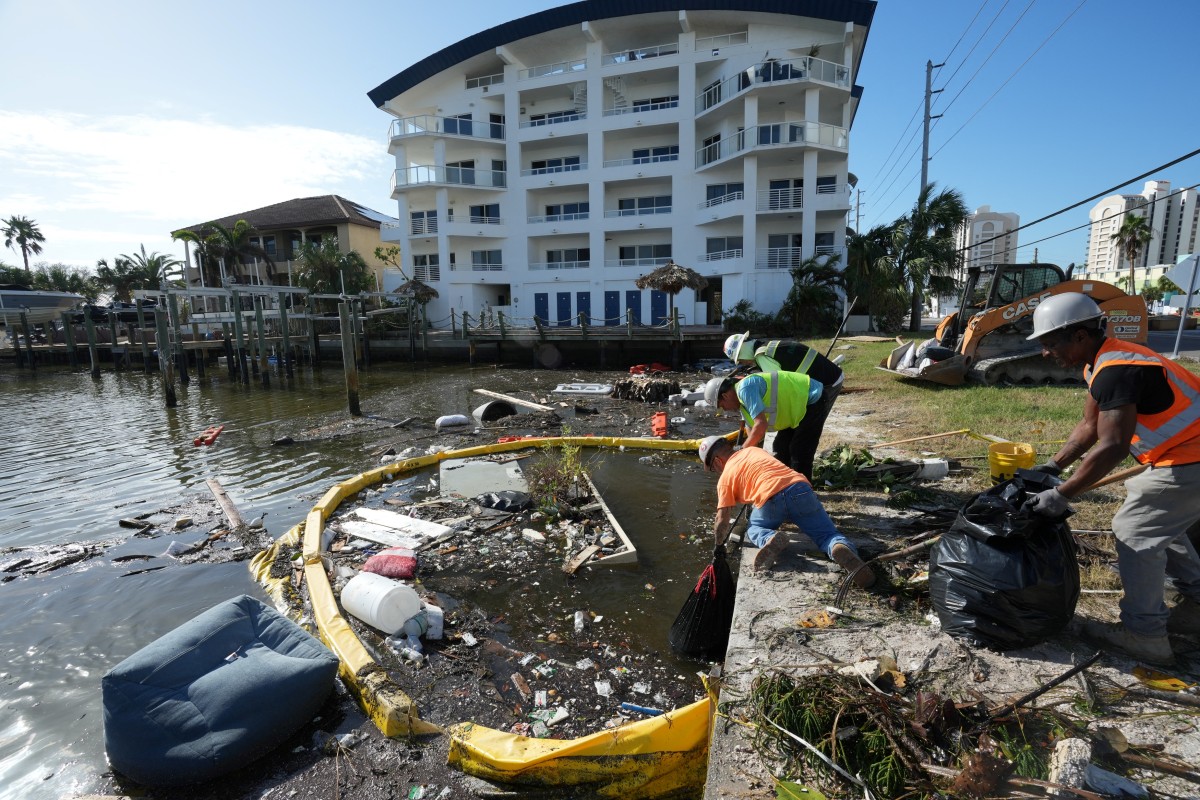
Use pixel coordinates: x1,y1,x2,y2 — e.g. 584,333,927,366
367,0,875,107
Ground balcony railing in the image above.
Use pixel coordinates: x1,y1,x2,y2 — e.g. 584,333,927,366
700,191,744,208
389,114,505,141
520,112,587,128
451,262,504,272
465,72,504,90
520,162,586,176
391,165,507,190
604,206,672,218
603,98,679,116
519,58,587,80
701,249,743,262
410,218,438,235
696,122,848,167
696,31,749,50
463,215,504,225
528,260,591,270
757,188,803,211
603,258,671,268
696,55,850,113
601,41,679,65
528,212,590,224
755,246,838,269
602,153,678,168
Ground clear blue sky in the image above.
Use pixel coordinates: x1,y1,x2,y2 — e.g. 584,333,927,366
1,0,1197,272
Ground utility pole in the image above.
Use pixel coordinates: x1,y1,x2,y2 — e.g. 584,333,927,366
855,189,866,233
921,60,944,207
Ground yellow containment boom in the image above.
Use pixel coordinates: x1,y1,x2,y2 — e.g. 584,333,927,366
448,697,714,799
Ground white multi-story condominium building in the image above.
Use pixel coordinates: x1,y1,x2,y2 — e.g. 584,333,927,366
955,205,1020,269
367,0,875,329
1081,180,1200,290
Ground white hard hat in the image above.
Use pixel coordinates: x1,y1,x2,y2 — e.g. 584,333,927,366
698,435,724,469
1026,292,1104,340
723,331,752,361
704,376,728,406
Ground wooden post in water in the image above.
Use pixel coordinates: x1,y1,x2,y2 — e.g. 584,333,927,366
359,299,371,370
190,318,205,380
219,295,235,379
83,311,101,378
135,303,151,371
277,291,294,379
167,293,189,385
308,297,321,367
107,313,121,371
420,302,429,359
254,295,269,388
19,312,35,370
338,301,361,416
153,308,177,407
60,312,79,369
230,290,250,384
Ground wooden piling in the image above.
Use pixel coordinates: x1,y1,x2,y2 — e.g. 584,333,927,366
308,297,321,367
230,290,250,384
108,313,121,371
59,311,79,369
339,301,361,416
154,308,177,408
254,295,269,388
277,292,294,381
167,293,189,385
84,312,100,379
135,303,151,371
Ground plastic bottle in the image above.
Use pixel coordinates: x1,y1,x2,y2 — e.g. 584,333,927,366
401,609,429,639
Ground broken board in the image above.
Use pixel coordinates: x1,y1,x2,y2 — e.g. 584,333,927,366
582,472,637,567
340,508,454,549
439,457,528,499
563,545,601,575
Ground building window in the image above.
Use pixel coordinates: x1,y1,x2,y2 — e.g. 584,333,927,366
469,203,500,223
631,95,679,111
471,250,503,271
529,155,581,173
617,195,671,216
618,244,671,263
413,254,442,282
701,79,721,110
410,210,438,235
630,145,679,164
701,134,721,165
547,248,589,264
445,113,473,136
446,159,475,185
545,201,589,220
706,237,743,258
706,182,744,202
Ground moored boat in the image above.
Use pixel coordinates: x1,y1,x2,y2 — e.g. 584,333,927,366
0,284,85,326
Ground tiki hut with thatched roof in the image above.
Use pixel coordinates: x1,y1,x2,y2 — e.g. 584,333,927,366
634,261,709,321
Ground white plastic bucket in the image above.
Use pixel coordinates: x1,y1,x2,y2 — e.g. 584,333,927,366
340,572,421,634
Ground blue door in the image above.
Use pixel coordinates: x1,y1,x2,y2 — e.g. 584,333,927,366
604,291,620,326
556,292,571,327
576,292,591,324
534,293,549,325
650,290,668,325
625,290,642,325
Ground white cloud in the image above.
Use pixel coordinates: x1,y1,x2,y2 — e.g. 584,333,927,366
0,110,393,266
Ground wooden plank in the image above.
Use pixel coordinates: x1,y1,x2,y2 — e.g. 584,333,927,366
206,478,245,529
582,472,637,566
472,388,554,412
352,508,452,539
563,545,601,575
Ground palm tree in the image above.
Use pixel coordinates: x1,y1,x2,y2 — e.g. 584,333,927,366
94,257,142,302
1111,213,1153,296
891,184,969,330
206,220,274,284
2,215,46,277
121,244,182,287
844,224,907,330
31,262,99,300
777,252,844,335
172,228,223,288
295,239,371,310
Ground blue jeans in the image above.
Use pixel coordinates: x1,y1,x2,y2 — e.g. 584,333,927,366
745,481,853,557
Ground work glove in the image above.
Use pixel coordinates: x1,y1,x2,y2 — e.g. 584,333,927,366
1030,458,1063,477
1027,487,1071,517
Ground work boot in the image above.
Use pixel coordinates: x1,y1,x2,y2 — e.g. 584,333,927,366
1081,621,1175,666
1167,597,1200,636
831,543,876,590
752,532,789,573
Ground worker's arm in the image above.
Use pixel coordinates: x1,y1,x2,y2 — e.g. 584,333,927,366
1048,395,1102,470
742,414,768,448
1056,400,1137,499
712,506,734,547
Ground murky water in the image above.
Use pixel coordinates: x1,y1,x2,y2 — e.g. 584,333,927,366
0,362,718,800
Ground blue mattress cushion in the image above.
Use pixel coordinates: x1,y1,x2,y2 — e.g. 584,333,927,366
102,594,340,786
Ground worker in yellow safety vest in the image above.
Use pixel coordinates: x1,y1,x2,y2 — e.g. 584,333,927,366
703,370,825,477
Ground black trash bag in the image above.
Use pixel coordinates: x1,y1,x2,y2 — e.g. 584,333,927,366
929,470,1079,650
475,490,532,512
669,545,735,660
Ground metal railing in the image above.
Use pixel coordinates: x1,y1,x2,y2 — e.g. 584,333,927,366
520,161,586,176
601,41,679,65
701,248,743,262
699,191,744,208
696,55,850,113
602,153,679,168
520,111,587,128
603,98,679,116
603,257,672,268
465,72,504,89
391,166,507,190
528,260,591,270
604,206,672,218
519,58,587,80
756,247,805,270
389,114,505,140
695,121,848,167
757,188,803,211
410,217,438,235
527,212,590,224
450,262,504,272
696,31,749,50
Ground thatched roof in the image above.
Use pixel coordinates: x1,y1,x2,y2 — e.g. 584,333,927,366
634,260,709,294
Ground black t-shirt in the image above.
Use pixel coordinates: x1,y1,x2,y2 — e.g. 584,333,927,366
1090,363,1174,414
753,341,844,386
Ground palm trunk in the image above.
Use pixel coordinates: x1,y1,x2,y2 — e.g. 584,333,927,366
908,286,923,332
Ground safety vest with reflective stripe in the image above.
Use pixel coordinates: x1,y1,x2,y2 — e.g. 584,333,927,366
1084,338,1200,466
754,340,818,375
737,371,810,431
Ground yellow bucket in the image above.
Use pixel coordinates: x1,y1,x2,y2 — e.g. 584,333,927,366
988,442,1036,484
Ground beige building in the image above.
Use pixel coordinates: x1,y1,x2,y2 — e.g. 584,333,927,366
956,205,1020,269
173,195,399,290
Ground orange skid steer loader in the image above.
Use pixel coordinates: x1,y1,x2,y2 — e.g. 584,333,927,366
879,263,1148,386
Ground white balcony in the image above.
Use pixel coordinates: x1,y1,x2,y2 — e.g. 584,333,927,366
603,207,672,218
519,59,587,80
520,112,587,128
391,165,507,192
528,260,591,270
603,98,679,116
696,31,749,51
520,162,586,177
757,188,803,211
465,72,504,90
696,55,850,114
700,248,744,263
699,191,745,209
696,122,848,168
451,262,505,272
602,154,679,168
603,258,670,269
756,247,804,270
388,114,505,141
527,212,590,224
601,41,680,66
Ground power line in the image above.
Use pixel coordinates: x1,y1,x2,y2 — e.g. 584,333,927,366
958,150,1200,255
930,0,1013,104
933,0,1089,157
936,0,1038,116
933,0,994,83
